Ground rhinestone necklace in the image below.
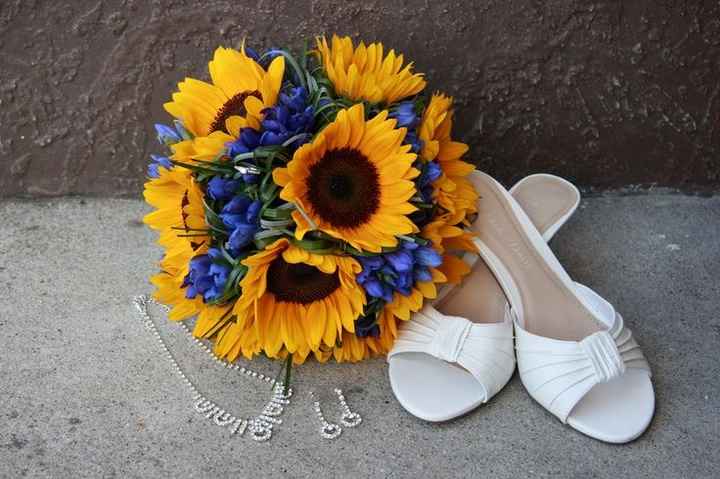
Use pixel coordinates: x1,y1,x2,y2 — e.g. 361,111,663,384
132,295,292,442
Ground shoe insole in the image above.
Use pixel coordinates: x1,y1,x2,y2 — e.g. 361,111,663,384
469,172,602,340
510,174,580,240
435,175,579,324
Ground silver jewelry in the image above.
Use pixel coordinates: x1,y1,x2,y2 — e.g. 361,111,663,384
335,388,362,428
176,318,277,386
309,391,342,440
132,295,292,442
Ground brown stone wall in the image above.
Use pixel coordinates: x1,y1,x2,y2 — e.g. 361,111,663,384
1,0,719,197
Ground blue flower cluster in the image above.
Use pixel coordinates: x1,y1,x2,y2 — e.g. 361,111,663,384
182,195,261,303
356,240,443,303
389,102,441,224
390,101,423,153
227,87,314,161
180,192,260,304
259,87,315,149
220,195,262,256
182,248,231,302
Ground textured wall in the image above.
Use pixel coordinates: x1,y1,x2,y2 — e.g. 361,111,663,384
1,0,719,197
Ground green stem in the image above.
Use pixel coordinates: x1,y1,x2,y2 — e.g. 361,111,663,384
282,133,311,147
232,152,259,162
283,354,293,396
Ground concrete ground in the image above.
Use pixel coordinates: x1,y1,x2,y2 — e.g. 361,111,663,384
1,193,719,478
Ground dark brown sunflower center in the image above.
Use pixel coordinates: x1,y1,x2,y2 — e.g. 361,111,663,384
267,257,340,304
305,147,380,228
210,90,261,133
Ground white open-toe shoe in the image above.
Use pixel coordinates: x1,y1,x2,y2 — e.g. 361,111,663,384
387,174,581,422
470,171,654,443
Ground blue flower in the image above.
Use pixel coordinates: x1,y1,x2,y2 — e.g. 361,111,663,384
182,248,232,302
363,277,394,303
385,249,414,272
414,266,433,282
354,313,381,338
147,154,172,178
390,101,419,129
414,245,442,267
243,45,261,63
390,102,423,152
417,160,442,202
258,87,314,150
155,123,182,145
354,240,444,304
228,128,261,157
220,195,262,254
404,131,423,153
207,176,240,201
225,128,260,158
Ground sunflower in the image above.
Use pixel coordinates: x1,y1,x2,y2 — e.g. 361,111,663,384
213,239,366,362
316,35,426,104
418,93,478,224
164,46,285,137
273,103,420,253
143,162,213,320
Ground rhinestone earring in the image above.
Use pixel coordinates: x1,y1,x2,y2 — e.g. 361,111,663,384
309,391,342,439
335,388,362,428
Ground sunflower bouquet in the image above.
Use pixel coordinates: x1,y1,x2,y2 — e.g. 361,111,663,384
143,35,479,370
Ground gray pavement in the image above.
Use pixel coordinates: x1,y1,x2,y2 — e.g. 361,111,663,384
1,193,719,478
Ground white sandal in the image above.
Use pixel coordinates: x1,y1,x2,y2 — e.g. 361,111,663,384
387,174,580,422
470,171,654,443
